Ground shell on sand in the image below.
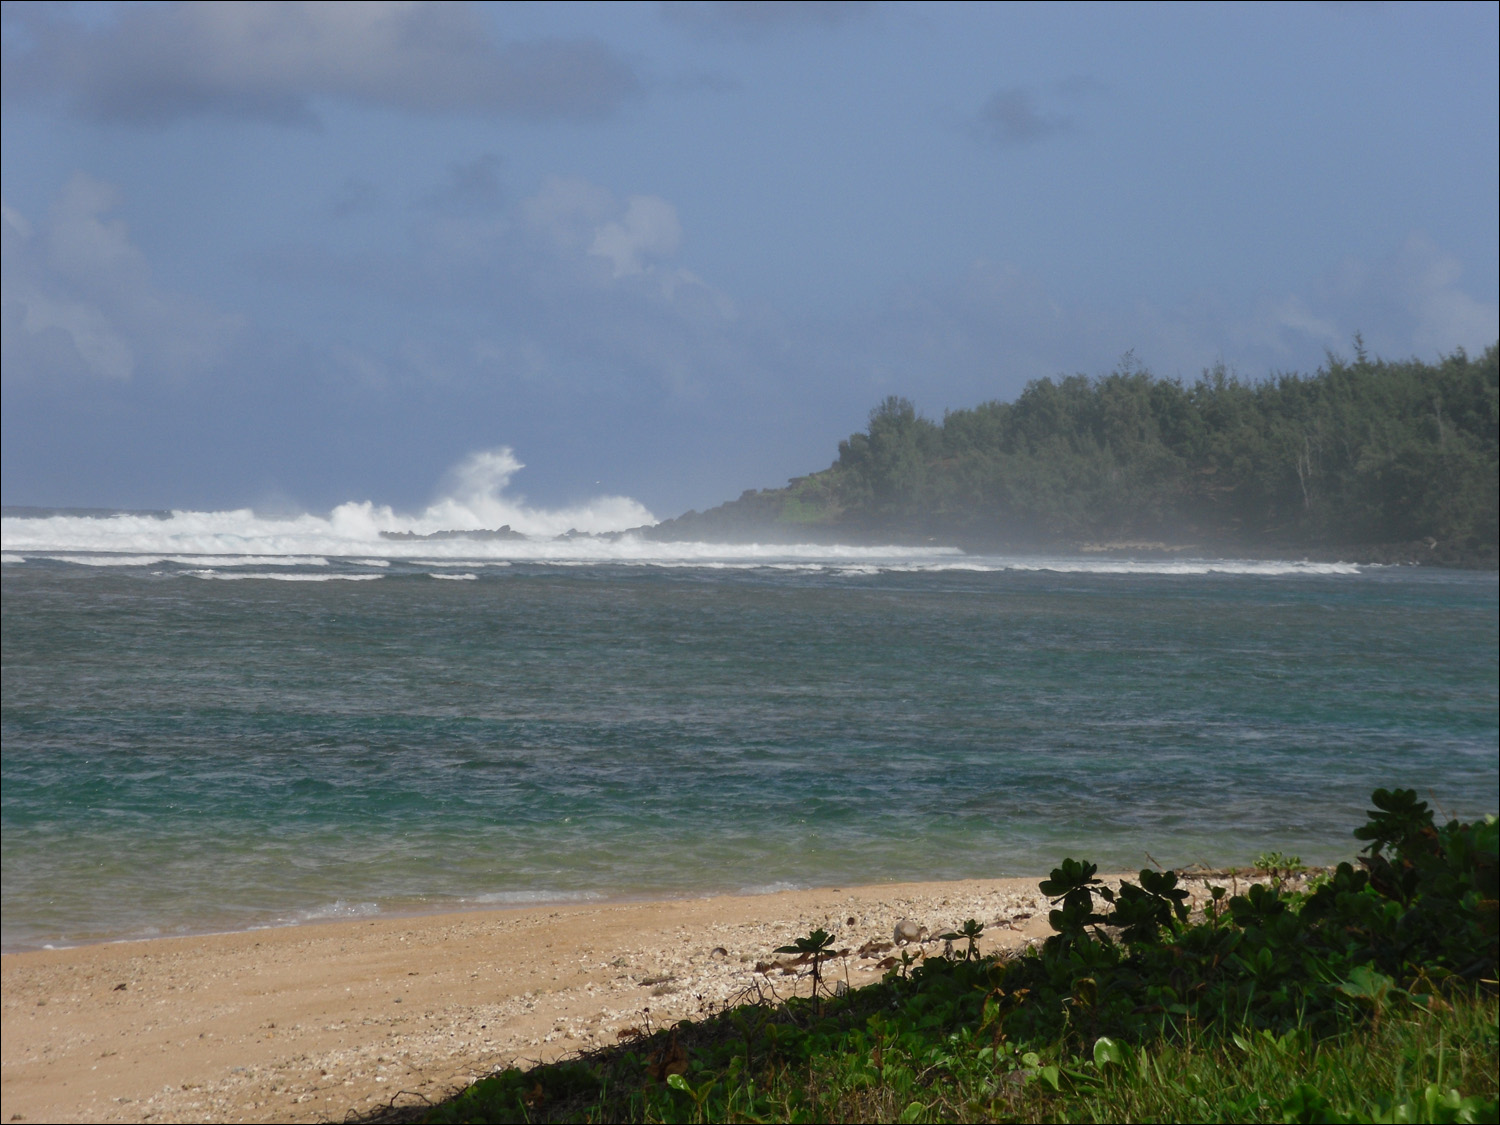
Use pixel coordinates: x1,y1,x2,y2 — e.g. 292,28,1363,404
893,919,928,944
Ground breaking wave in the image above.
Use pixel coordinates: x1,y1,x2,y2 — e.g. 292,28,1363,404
2,445,1364,575
176,570,385,582
2,446,663,559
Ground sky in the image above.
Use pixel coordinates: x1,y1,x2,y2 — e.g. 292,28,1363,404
3,1,1497,520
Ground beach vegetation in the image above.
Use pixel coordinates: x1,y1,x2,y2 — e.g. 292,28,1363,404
775,926,840,1004
1254,850,1307,891
410,789,1498,1124
936,918,986,962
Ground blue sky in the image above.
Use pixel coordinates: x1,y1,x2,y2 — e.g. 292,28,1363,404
3,1,1497,519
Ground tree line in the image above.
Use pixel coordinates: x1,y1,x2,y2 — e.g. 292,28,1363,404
657,343,1498,564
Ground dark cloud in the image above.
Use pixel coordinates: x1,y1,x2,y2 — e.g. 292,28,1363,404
975,86,1071,146
420,154,507,216
329,178,382,220
660,1,876,38
1,2,642,126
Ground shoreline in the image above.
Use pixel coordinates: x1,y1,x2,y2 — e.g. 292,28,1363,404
2,876,1066,1125
0,888,702,958
0,872,1056,957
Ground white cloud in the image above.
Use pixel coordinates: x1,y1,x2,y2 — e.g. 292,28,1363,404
1239,294,1343,357
515,178,718,304
1,175,240,383
506,180,743,391
520,176,617,252
3,1,641,125
825,232,1498,413
46,177,153,296
1353,234,1497,357
589,196,684,277
1236,233,1499,364
661,2,876,38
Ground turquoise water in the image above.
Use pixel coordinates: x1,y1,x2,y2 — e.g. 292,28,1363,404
2,551,1496,950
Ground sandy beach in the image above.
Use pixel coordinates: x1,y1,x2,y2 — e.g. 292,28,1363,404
2,877,1062,1124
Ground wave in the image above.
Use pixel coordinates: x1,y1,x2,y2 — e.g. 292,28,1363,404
0,446,1365,577
884,558,1365,577
21,554,334,568
177,570,385,582
0,515,964,564
1,446,658,558
0,446,959,565
1,544,1367,578
738,880,812,896
464,890,606,906
290,900,383,923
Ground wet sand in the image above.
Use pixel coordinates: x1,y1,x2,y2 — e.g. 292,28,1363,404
2,877,1060,1124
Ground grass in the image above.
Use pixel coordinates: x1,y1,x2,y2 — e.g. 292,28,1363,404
395,791,1497,1124
412,962,1496,1124
1058,999,1497,1124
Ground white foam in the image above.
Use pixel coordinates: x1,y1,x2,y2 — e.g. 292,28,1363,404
874,560,998,573
982,558,1363,576
294,900,382,922
1,554,24,564
0,446,1366,578
466,890,605,906
2,527,1368,577
738,880,810,896
28,554,170,566
0,446,657,558
1,507,963,565
429,572,477,580
21,554,332,568
166,555,329,567
180,570,384,582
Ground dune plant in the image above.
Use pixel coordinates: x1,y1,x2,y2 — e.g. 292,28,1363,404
1254,850,1307,890
775,927,838,1002
417,790,1498,1125
936,918,986,961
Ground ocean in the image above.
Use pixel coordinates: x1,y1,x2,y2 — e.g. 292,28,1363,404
2,509,1496,952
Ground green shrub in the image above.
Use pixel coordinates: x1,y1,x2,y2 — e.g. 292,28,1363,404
416,790,1498,1124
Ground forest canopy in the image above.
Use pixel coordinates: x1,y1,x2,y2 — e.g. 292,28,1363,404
651,343,1499,565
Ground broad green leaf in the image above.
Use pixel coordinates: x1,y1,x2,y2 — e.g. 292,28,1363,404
1093,1036,1125,1068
